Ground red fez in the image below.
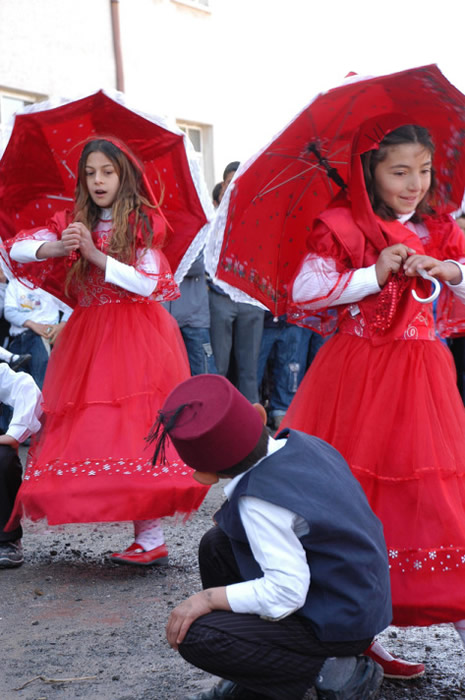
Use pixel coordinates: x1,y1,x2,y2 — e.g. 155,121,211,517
154,375,264,473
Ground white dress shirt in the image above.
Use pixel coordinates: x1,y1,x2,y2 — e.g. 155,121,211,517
224,437,311,621
0,364,42,442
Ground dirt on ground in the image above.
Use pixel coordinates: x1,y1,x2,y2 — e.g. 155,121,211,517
2,453,465,700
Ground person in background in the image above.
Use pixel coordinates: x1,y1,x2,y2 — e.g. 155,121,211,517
258,312,331,431
212,182,223,209
0,363,42,568
208,162,264,403
164,253,217,375
0,267,31,371
155,374,390,700
4,277,72,389
258,313,311,431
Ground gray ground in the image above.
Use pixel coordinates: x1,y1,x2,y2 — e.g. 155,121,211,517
2,450,465,700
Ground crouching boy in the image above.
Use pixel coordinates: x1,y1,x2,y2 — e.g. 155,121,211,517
151,375,391,700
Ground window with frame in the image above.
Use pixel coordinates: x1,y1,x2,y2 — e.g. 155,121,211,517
177,120,214,193
171,0,211,11
179,123,203,166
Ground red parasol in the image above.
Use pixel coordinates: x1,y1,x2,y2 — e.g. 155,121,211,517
205,64,465,316
0,89,213,280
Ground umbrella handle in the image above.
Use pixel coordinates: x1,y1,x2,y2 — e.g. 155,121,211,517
411,268,441,304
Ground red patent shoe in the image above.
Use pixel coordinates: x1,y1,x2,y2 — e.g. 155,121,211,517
364,640,425,679
110,543,169,566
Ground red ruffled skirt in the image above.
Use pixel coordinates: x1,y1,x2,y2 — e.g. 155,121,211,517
282,332,465,627
7,299,208,528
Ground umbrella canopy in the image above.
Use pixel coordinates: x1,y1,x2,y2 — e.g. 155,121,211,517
205,64,465,316
0,90,214,281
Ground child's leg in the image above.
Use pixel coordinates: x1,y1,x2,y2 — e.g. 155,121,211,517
454,619,465,646
0,347,13,362
0,445,24,569
110,518,167,566
133,518,164,550
0,346,32,372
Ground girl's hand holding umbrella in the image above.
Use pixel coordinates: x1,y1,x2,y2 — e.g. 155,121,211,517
404,254,462,285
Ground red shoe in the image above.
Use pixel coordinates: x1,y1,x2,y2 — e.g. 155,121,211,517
110,542,140,558
364,640,425,680
110,543,169,566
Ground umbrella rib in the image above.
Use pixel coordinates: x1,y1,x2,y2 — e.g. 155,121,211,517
256,141,349,199
255,160,298,195
256,163,325,198
45,194,74,202
61,160,76,179
286,173,335,217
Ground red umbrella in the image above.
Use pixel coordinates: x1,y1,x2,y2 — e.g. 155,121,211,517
0,90,212,279
206,64,465,316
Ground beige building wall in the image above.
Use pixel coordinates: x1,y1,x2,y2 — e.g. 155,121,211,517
0,0,234,194
0,0,115,97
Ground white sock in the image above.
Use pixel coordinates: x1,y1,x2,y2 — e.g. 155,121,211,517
133,519,164,551
0,347,13,362
454,620,465,647
369,639,395,661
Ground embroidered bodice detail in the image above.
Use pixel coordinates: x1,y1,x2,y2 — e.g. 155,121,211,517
339,304,436,341
76,217,152,307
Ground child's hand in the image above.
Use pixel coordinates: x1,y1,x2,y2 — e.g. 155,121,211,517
24,320,54,339
375,244,416,287
61,224,82,254
0,434,19,451
68,222,95,261
67,221,107,270
404,255,462,284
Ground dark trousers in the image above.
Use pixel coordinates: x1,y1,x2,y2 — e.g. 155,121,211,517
0,445,23,542
179,527,371,700
209,291,264,403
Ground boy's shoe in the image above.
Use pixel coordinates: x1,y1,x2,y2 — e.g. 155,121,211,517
0,539,24,568
9,353,32,371
110,542,169,566
184,679,267,699
364,640,425,679
315,656,383,699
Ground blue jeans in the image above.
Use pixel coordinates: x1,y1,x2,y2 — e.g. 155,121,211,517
180,327,217,375
258,324,314,416
9,329,49,389
307,328,327,368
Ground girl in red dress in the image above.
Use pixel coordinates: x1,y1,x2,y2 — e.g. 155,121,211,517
4,139,208,565
283,119,465,675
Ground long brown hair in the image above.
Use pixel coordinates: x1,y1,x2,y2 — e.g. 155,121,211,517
66,139,160,293
361,125,436,222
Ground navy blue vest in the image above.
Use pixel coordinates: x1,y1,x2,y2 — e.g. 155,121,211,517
215,429,392,641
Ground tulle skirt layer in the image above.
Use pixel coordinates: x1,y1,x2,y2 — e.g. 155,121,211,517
282,332,465,626
8,300,208,528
